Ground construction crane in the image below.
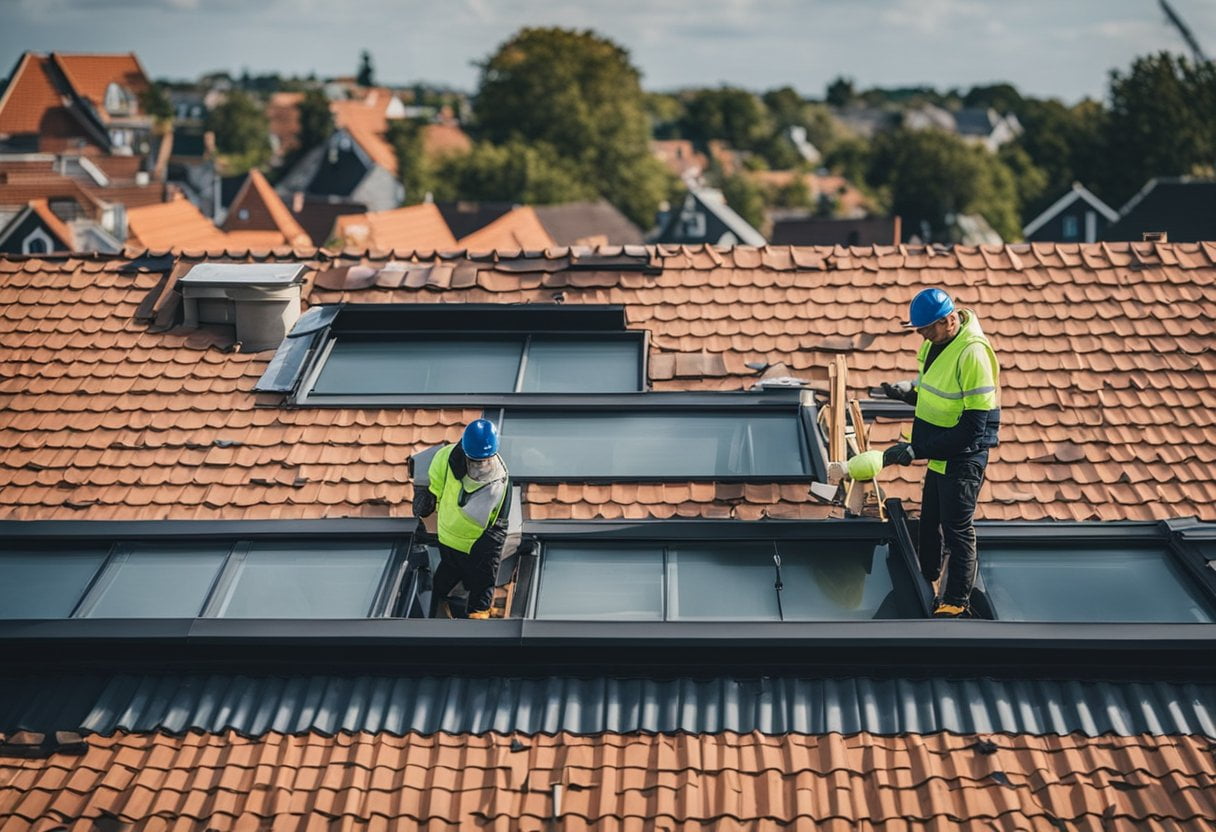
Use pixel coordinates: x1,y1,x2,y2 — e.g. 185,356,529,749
1159,0,1209,64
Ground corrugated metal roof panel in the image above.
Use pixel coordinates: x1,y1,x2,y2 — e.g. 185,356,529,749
2,674,1213,737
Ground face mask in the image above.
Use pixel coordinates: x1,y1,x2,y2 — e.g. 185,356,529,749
466,456,496,482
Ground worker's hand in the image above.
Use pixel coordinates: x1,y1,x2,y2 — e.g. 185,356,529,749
412,489,436,519
881,381,917,405
883,442,915,467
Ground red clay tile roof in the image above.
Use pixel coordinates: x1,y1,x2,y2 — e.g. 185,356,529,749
331,98,399,174
1,729,1213,831
125,195,232,250
25,199,74,250
0,54,101,153
422,122,473,158
51,53,150,123
221,169,311,247
458,206,555,251
0,242,1214,522
332,203,459,251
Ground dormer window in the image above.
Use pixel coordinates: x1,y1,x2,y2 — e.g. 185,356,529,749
104,82,133,115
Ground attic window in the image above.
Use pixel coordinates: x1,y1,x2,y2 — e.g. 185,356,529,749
289,304,647,400
534,540,917,621
498,409,810,480
978,545,1215,623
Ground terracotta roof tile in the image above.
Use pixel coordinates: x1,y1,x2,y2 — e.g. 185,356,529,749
332,203,458,251
1,243,1215,521
221,169,310,247
1,730,1214,831
458,206,555,252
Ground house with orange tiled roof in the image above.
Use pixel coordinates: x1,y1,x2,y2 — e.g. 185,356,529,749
0,199,76,254
221,169,311,248
1,241,1215,829
0,52,153,156
277,88,472,212
330,202,458,250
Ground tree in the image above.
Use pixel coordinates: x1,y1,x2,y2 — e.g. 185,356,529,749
138,82,173,128
357,50,375,87
431,140,598,205
963,83,1024,116
1101,52,1216,203
716,173,767,233
387,118,437,203
1009,96,1106,216
866,127,1021,241
679,87,773,150
825,76,856,108
205,89,271,172
473,27,669,227
997,143,1049,223
296,88,333,152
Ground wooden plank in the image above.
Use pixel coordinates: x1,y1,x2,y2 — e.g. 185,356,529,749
828,355,848,462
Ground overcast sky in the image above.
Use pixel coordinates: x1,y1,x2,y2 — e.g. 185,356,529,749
2,0,1211,102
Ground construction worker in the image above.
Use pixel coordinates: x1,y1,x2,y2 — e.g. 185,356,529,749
881,288,1000,618
412,419,511,620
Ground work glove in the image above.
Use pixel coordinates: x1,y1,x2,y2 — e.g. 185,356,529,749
412,489,436,519
883,442,915,467
881,381,917,405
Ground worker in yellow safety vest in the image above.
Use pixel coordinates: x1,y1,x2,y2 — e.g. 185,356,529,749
412,419,511,620
881,288,1001,618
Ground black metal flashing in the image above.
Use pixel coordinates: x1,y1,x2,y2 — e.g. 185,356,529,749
253,304,342,393
330,303,629,334
0,518,417,541
0,673,1212,738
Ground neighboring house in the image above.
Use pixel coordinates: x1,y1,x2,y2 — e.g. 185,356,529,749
0,199,75,254
285,193,369,247
651,139,708,184
533,201,644,246
331,202,458,250
652,187,767,245
0,242,1215,829
0,52,153,155
221,169,311,248
437,200,644,247
770,214,900,246
1023,182,1119,243
749,170,870,219
277,90,472,211
126,192,288,250
458,205,554,250
1103,177,1216,243
903,105,1022,152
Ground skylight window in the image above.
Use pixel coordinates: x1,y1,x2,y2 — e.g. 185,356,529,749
309,334,643,396
534,540,916,621
74,542,229,619
0,546,110,619
979,546,1215,623
499,410,809,479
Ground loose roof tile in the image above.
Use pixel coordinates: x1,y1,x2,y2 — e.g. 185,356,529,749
0,243,1214,521
0,730,1213,831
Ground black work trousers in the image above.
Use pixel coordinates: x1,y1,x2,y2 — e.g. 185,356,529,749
918,450,988,608
430,543,500,617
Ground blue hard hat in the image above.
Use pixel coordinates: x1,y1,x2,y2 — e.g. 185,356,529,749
461,419,499,460
903,288,955,328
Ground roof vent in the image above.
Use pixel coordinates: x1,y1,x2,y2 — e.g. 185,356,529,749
178,263,306,351
1143,231,1168,242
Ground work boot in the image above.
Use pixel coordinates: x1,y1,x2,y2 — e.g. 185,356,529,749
932,602,967,618
467,609,491,620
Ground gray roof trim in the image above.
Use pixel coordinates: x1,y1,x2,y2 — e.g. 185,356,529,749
1,674,1212,737
691,187,767,246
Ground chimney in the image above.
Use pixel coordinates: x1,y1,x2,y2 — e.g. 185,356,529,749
1143,231,1168,242
178,263,306,351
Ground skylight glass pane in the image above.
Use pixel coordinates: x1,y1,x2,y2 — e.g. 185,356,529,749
669,543,780,620
536,545,663,620
521,338,641,393
216,541,393,618
80,543,229,618
312,338,522,395
980,547,1215,623
0,547,109,619
776,542,914,620
500,412,806,478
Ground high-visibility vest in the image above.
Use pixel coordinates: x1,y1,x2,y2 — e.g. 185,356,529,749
428,444,508,554
913,309,1000,474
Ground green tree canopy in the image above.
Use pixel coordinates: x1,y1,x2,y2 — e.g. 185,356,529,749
296,88,334,152
679,86,773,150
473,27,669,226
825,76,856,108
205,89,270,173
866,127,1021,241
431,140,598,205
1102,52,1216,203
